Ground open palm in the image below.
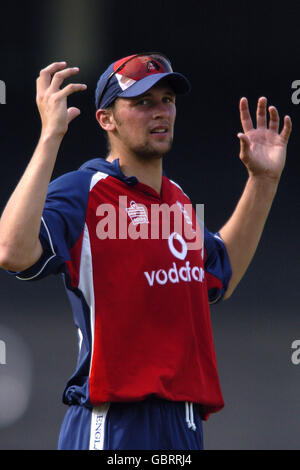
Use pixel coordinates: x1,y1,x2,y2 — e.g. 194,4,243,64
237,97,292,180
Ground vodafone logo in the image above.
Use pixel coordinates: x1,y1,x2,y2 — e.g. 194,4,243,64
168,232,187,260
144,232,204,287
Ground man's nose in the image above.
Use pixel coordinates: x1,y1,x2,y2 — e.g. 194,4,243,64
152,101,170,119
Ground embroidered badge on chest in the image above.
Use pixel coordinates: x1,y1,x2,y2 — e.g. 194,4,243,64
126,200,149,226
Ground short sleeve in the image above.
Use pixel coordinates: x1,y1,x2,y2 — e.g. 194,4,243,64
8,170,92,281
204,227,232,303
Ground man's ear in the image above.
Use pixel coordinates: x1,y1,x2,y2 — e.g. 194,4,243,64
96,108,116,132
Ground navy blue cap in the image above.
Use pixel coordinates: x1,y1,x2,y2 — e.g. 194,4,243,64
95,53,191,109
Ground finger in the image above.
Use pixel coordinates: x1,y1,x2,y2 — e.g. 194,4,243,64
67,107,81,124
268,105,279,133
50,67,81,92
55,82,87,99
256,96,267,128
280,115,292,143
37,61,67,92
239,97,254,133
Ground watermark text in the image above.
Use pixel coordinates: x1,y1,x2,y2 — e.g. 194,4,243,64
0,340,6,364
0,80,6,104
95,197,204,252
291,339,300,365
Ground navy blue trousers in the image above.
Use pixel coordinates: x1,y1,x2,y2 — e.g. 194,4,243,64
58,396,204,450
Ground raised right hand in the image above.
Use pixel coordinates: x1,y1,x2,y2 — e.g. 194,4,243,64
36,61,87,138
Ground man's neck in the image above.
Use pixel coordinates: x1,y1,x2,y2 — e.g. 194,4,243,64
106,152,163,195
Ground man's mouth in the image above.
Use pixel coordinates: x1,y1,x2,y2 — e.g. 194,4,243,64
150,126,169,134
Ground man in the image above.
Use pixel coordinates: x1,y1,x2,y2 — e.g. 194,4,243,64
0,53,292,450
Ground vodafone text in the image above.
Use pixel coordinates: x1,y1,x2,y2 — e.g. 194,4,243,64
144,231,204,287
144,261,204,287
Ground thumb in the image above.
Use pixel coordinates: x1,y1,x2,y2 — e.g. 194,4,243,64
237,132,251,164
67,107,81,124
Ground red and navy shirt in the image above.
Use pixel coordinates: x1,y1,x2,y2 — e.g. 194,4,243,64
11,157,232,420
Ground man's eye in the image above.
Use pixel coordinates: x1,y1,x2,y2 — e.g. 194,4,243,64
137,99,149,105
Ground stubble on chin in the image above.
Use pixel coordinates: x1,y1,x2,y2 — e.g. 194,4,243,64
131,137,174,161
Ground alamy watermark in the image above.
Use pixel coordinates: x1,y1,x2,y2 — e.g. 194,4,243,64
291,339,300,365
94,197,204,251
0,339,6,364
0,80,6,104
291,80,300,104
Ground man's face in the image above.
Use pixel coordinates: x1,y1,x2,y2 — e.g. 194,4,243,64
109,82,176,159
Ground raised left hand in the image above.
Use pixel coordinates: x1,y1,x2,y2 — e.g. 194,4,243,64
237,97,292,181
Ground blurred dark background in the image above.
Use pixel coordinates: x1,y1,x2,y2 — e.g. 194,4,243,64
0,0,299,450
